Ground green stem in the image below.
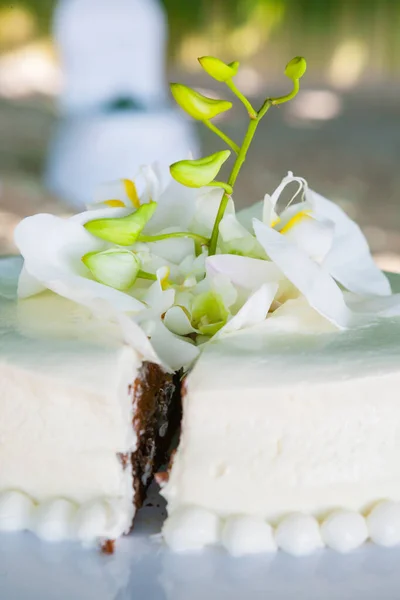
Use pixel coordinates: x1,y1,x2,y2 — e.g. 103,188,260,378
226,80,257,119
271,79,300,105
206,181,233,194
138,231,209,245
203,120,240,154
208,99,272,256
137,270,157,281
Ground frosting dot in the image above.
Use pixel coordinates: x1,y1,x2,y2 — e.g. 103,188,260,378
367,501,400,547
0,491,34,532
75,501,109,543
163,507,220,552
275,513,323,556
221,516,277,556
33,499,77,542
321,510,368,553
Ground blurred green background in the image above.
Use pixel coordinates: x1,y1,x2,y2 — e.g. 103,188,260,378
0,0,399,270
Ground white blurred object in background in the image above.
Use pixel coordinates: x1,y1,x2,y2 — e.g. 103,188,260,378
46,0,198,208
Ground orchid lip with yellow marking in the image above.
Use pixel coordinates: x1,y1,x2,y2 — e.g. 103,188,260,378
123,179,140,208
270,217,281,228
104,199,126,208
279,210,312,234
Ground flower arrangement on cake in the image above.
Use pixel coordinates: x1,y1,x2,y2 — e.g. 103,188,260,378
14,56,396,373
2,55,400,556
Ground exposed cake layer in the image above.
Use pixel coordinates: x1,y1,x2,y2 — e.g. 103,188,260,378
0,258,174,544
162,276,400,554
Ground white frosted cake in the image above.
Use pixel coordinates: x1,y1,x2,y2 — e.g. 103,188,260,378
0,258,175,549
2,53,400,559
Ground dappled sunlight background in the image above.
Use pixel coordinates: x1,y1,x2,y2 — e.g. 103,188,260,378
0,0,399,271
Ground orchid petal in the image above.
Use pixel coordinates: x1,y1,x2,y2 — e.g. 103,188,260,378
210,273,238,309
191,188,234,237
143,174,199,233
236,200,263,232
262,194,280,228
142,267,175,315
143,233,195,265
253,219,352,328
142,319,200,371
219,214,266,258
91,179,140,209
103,309,165,368
163,305,197,336
206,254,284,291
268,171,308,213
308,189,391,296
139,164,162,203
280,211,335,263
82,248,141,291
215,282,279,338
191,290,230,336
14,214,144,313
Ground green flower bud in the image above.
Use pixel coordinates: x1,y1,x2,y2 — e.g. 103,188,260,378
170,83,232,120
198,56,239,82
170,150,231,188
191,291,229,336
82,248,140,290
284,56,307,81
84,201,157,246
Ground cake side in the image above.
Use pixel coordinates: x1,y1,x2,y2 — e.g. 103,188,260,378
161,284,400,555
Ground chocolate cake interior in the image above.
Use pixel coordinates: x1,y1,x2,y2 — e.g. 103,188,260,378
129,363,181,513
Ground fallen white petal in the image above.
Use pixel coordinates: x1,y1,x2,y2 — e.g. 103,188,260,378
253,219,352,328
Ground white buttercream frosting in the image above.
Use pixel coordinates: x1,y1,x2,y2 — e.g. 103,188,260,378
275,514,323,556
221,516,276,556
162,507,220,553
367,500,400,547
0,490,132,544
321,510,368,553
33,499,78,542
162,274,400,556
0,491,34,532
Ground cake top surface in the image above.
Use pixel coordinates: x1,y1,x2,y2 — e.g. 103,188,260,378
187,272,400,391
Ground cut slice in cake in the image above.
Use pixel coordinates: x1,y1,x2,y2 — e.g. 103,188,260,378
0,258,177,547
161,275,400,555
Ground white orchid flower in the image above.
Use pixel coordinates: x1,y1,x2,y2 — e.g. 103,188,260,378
242,172,390,297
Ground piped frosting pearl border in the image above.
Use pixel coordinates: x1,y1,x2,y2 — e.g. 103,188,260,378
0,490,129,544
162,501,400,556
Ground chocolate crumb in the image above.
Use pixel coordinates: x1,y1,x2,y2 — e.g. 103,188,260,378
102,540,115,555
